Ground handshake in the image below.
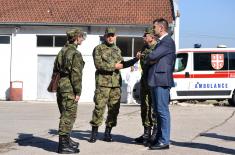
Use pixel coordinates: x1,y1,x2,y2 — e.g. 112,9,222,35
115,51,143,70
136,51,144,59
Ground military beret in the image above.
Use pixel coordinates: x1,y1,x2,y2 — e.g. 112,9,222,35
105,27,116,35
143,27,154,36
66,28,86,39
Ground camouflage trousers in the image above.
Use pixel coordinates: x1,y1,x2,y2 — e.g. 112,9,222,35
90,86,121,127
57,92,78,136
140,79,157,127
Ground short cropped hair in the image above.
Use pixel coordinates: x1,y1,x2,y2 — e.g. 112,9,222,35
153,18,169,31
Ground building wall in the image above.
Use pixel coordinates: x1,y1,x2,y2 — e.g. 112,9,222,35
11,33,38,100
0,13,179,101
0,34,11,99
0,26,146,102
36,33,100,102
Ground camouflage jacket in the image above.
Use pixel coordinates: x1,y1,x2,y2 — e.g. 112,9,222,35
53,43,85,96
140,42,157,81
93,42,123,87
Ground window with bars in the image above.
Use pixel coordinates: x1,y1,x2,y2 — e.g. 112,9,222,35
37,35,67,47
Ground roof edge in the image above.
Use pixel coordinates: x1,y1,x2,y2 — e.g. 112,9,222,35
0,22,154,27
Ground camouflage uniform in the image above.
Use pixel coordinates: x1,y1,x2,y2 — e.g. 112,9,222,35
89,27,139,143
90,32,123,128
53,32,85,136
134,27,158,145
140,42,157,127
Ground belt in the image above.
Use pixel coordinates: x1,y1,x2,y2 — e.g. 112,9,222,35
97,70,119,75
60,72,69,77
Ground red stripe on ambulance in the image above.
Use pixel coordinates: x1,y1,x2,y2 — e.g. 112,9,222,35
173,72,235,78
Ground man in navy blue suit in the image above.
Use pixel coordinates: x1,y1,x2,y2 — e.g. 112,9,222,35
145,18,176,150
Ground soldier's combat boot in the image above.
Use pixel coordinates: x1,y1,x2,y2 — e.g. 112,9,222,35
150,125,158,145
69,135,79,149
143,126,151,147
134,134,144,143
58,135,80,154
103,126,113,142
134,126,146,143
88,126,98,143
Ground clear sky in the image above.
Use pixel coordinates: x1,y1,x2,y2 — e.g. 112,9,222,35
179,0,235,48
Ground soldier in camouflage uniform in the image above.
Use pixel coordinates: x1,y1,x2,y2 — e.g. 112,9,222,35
134,27,158,146
53,28,86,154
89,27,140,143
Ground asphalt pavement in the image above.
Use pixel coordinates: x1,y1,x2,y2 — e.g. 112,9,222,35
0,101,235,155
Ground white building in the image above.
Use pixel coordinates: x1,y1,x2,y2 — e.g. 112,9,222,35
0,0,179,102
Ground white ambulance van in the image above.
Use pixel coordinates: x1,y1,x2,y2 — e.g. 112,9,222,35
171,48,235,106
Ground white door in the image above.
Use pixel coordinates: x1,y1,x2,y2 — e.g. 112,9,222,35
171,52,192,100
37,55,57,100
0,35,11,100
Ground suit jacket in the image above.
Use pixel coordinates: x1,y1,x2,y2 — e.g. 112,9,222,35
145,35,176,87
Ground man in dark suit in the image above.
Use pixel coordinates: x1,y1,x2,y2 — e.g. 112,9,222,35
145,18,176,150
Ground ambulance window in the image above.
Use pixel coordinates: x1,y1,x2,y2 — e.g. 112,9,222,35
174,53,188,72
229,53,235,70
194,53,228,71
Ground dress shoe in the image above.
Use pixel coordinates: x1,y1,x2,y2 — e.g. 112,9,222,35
149,142,169,150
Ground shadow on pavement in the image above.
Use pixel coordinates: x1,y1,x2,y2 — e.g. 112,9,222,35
171,140,235,155
200,133,235,141
49,129,135,144
15,133,57,153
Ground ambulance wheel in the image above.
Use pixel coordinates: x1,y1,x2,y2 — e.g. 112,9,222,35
228,94,235,106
